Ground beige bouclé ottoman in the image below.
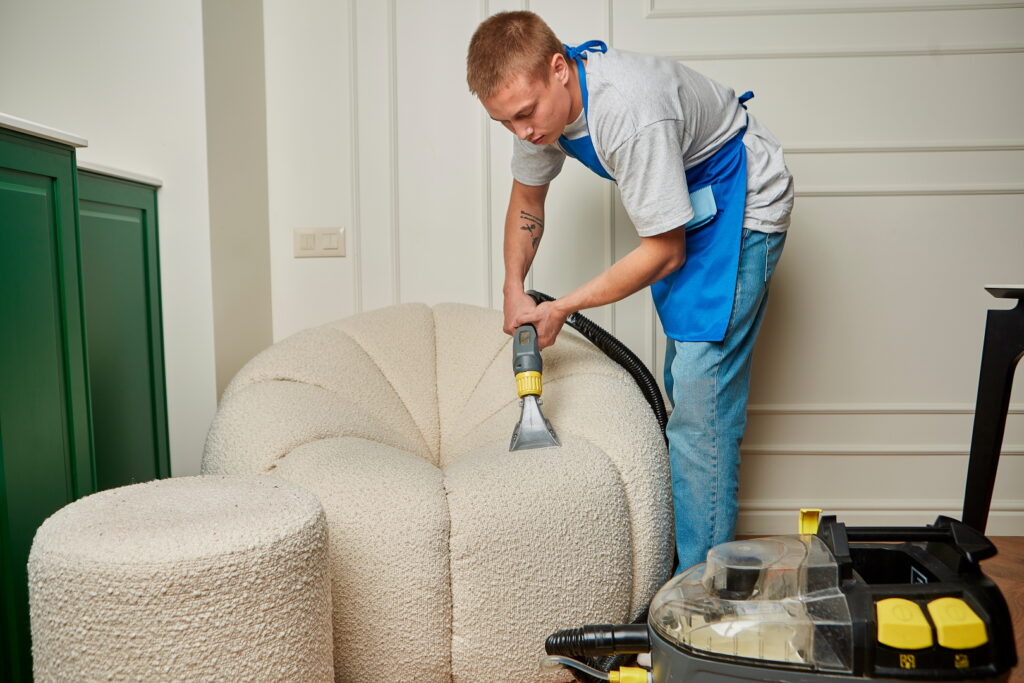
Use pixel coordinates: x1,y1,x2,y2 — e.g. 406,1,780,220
28,474,334,682
203,302,674,682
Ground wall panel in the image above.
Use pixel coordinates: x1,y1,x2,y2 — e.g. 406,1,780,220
353,0,397,311
264,0,356,339
395,0,487,306
263,0,1024,533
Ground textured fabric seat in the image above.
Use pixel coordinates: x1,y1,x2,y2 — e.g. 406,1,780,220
202,302,672,682
28,474,334,682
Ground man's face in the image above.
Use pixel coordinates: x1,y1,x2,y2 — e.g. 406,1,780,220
481,55,574,146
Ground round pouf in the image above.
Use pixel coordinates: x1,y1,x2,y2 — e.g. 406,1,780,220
28,475,334,682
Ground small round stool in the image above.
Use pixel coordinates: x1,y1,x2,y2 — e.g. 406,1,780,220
28,475,333,682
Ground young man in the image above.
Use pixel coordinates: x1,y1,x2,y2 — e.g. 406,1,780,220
467,12,793,572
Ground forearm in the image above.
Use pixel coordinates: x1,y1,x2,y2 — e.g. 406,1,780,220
555,233,685,316
503,180,549,294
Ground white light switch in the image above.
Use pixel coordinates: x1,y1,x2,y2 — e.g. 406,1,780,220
294,228,345,258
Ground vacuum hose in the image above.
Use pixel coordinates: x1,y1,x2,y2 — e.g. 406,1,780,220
545,624,650,658
526,290,668,440
525,290,665,682
545,624,652,683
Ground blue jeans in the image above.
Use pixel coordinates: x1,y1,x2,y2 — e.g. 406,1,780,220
663,228,786,573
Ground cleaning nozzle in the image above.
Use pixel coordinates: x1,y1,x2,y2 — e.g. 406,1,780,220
509,324,561,451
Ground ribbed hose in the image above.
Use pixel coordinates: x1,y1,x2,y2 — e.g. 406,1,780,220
546,624,650,657
526,290,668,441
526,290,664,682
546,624,651,683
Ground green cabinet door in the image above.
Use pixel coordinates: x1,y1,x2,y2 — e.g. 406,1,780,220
0,128,95,683
78,171,169,490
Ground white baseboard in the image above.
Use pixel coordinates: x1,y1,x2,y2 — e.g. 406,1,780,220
737,500,1024,536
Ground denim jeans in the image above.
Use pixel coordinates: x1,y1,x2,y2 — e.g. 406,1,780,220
663,228,787,573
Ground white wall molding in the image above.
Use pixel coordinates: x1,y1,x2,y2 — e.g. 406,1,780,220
664,45,1024,61
795,184,1024,197
738,510,1024,535
748,403,1024,415
481,128,494,308
646,0,1024,19
785,142,1024,155
388,0,401,304
741,445,1024,457
348,0,363,314
740,497,1024,512
481,0,494,310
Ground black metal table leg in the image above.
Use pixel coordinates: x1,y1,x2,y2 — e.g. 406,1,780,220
962,286,1024,533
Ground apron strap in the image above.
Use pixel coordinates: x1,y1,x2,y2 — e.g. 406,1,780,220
564,40,607,61
562,41,608,119
738,90,754,109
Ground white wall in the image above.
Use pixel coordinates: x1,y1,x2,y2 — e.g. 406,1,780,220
261,0,1024,534
0,0,217,476
203,0,274,397
262,0,359,337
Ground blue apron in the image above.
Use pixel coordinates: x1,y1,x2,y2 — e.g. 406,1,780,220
558,40,751,342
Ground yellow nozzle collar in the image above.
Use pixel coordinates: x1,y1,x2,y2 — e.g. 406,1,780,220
609,666,649,683
515,371,542,397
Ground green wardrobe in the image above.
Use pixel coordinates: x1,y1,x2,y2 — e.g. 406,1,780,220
0,119,169,681
78,169,170,490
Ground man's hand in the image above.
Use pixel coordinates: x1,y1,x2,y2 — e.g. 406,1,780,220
512,300,569,349
503,289,538,335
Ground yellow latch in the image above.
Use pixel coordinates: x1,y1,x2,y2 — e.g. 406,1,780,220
927,597,988,650
609,666,650,683
876,598,934,650
798,508,821,534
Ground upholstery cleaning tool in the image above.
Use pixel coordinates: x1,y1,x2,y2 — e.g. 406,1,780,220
526,290,667,438
507,290,669,455
509,324,561,451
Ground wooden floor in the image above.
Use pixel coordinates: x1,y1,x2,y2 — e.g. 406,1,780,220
985,537,1023,682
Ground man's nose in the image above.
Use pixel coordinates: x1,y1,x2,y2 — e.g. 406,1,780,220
514,122,533,140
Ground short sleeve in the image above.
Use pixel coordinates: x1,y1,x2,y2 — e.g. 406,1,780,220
511,137,566,186
607,120,694,237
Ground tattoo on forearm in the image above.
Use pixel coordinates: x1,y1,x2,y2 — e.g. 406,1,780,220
519,210,544,250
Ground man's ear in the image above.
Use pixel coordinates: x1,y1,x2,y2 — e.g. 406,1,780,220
550,52,570,85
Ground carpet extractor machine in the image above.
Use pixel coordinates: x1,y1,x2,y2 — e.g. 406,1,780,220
513,287,1022,682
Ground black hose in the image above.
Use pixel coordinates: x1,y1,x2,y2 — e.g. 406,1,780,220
546,624,650,657
546,624,651,683
526,290,664,681
526,290,668,440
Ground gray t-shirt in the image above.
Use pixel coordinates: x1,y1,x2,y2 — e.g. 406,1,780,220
511,48,794,235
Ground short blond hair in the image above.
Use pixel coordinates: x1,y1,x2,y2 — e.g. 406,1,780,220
466,11,563,99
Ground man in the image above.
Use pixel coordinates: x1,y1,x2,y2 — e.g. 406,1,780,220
467,11,793,572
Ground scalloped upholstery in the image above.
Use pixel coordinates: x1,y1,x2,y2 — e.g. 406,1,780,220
202,303,672,682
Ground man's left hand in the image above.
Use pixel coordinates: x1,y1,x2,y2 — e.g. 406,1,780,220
512,300,569,350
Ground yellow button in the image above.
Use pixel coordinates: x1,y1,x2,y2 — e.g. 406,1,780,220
876,598,933,650
927,597,988,650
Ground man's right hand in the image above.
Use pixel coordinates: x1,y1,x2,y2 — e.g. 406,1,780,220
503,289,537,335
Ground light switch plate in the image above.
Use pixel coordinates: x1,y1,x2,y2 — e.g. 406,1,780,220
294,228,345,258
